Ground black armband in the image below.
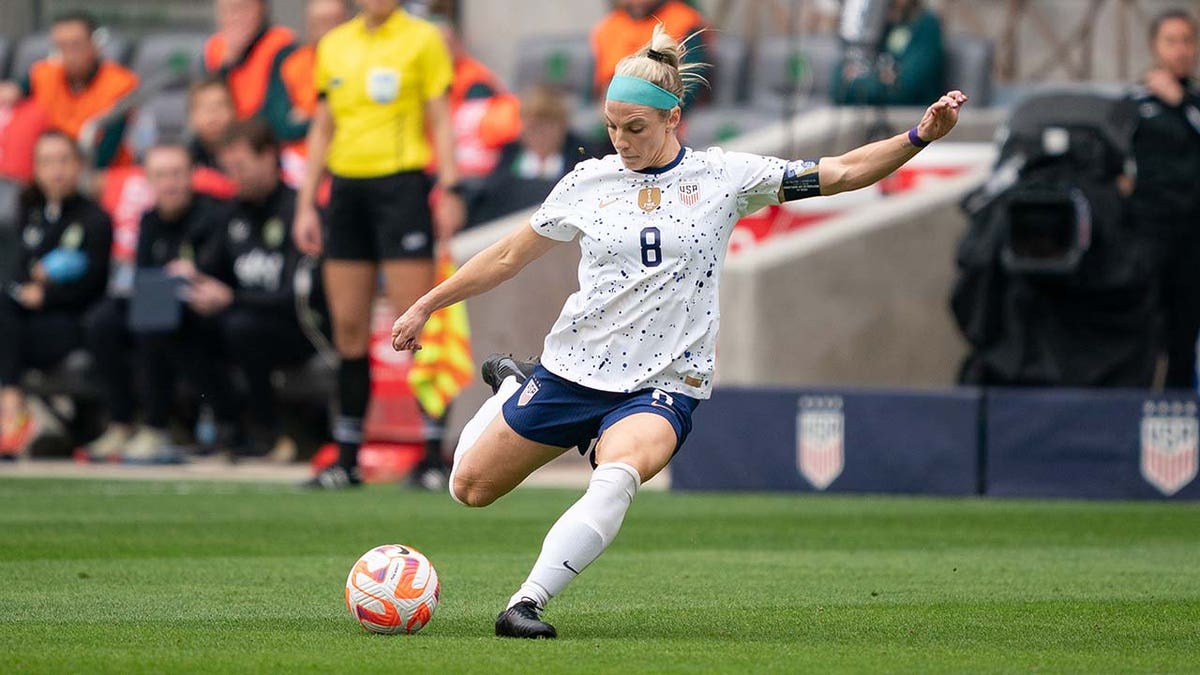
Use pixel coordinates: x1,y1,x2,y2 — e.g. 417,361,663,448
781,159,821,202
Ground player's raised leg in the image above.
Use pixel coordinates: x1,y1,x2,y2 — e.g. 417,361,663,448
495,412,677,639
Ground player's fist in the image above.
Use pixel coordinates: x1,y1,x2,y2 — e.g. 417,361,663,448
391,304,431,352
916,91,969,143
292,203,323,256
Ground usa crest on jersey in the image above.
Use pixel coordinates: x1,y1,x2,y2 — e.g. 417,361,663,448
797,396,844,490
678,181,700,206
1140,400,1198,496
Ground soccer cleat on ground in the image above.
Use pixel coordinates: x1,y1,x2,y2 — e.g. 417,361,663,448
408,466,447,491
480,354,540,394
302,464,363,489
86,424,132,461
495,600,557,639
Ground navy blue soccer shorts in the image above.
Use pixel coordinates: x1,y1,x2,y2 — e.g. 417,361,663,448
501,365,699,464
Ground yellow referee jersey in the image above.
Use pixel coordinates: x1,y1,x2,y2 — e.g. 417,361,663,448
316,10,453,178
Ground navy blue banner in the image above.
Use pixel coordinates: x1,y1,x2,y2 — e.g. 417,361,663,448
986,389,1200,499
673,387,980,495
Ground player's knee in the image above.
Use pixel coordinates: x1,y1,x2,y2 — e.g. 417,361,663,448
451,473,498,508
330,317,370,355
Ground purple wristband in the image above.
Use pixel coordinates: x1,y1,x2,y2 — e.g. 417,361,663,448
908,127,931,148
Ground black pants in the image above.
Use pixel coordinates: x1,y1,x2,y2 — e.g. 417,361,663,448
0,294,85,388
84,297,136,424
136,311,238,429
1153,234,1200,389
218,308,314,434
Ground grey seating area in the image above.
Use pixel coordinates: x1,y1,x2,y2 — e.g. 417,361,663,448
130,32,208,88
944,33,995,107
513,33,594,103
0,178,21,285
0,35,10,80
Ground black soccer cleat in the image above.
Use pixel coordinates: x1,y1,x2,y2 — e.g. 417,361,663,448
495,600,557,639
480,354,539,394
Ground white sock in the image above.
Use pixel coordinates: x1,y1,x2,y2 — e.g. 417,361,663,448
449,376,521,505
507,462,641,610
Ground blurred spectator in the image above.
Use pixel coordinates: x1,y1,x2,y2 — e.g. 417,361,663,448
265,0,349,156
84,144,227,462
435,18,521,179
188,76,240,171
205,0,296,121
0,11,139,168
186,120,313,460
592,0,712,107
1129,9,1200,388
468,85,596,226
0,131,112,457
831,0,945,106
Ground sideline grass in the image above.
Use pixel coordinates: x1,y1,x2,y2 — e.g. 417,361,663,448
1,478,1198,673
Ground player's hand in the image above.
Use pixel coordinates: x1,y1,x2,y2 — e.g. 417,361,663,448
916,91,969,143
1145,68,1185,107
165,258,198,281
434,192,466,242
185,277,233,316
292,203,323,256
391,304,431,352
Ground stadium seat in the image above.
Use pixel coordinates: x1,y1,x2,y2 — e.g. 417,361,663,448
513,34,594,102
0,34,11,80
130,32,207,89
0,177,21,285
709,33,748,106
126,91,190,157
944,34,995,107
10,30,134,79
748,34,841,111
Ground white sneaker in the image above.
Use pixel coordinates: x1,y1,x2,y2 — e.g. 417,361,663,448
87,424,133,461
122,427,172,463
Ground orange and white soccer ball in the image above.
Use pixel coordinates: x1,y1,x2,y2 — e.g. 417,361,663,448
345,544,440,635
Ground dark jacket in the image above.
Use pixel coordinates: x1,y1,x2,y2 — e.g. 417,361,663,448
14,192,112,311
467,132,598,227
1129,80,1200,238
831,8,945,106
198,182,301,317
136,195,227,268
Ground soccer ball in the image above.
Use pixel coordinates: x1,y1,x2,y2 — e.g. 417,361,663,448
345,544,440,635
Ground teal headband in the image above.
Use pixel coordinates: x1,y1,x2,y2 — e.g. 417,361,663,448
606,75,680,110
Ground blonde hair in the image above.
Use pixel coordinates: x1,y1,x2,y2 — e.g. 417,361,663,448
612,24,708,109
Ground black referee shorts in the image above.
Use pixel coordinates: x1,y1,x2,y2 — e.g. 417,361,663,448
325,170,435,261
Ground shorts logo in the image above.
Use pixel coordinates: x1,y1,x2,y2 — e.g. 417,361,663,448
402,232,429,252
678,181,700,207
518,377,541,407
1140,400,1198,496
797,396,844,491
637,187,661,212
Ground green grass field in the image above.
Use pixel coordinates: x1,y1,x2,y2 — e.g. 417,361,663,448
1,478,1198,673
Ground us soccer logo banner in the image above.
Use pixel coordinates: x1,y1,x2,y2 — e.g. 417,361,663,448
1140,400,1199,496
797,396,844,490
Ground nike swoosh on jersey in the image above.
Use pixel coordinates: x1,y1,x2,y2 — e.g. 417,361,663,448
598,198,620,208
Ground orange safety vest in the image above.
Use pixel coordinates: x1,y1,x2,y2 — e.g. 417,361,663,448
204,25,296,119
591,1,708,98
28,60,138,142
446,56,520,177
280,44,318,120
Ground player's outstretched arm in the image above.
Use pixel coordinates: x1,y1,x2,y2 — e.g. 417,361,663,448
815,90,968,197
391,224,560,351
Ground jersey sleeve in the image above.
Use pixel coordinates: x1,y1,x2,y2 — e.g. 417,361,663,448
721,151,789,216
529,170,584,241
420,28,454,101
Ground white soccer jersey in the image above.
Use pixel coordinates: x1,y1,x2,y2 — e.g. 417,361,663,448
530,146,789,399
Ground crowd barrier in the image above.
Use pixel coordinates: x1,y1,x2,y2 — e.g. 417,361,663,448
672,386,1199,500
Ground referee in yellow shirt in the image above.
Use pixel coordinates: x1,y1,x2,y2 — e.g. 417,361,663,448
293,0,466,488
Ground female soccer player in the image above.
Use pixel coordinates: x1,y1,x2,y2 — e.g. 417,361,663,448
390,26,968,638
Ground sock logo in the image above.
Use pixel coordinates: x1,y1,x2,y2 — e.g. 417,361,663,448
518,377,541,407
562,560,581,575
